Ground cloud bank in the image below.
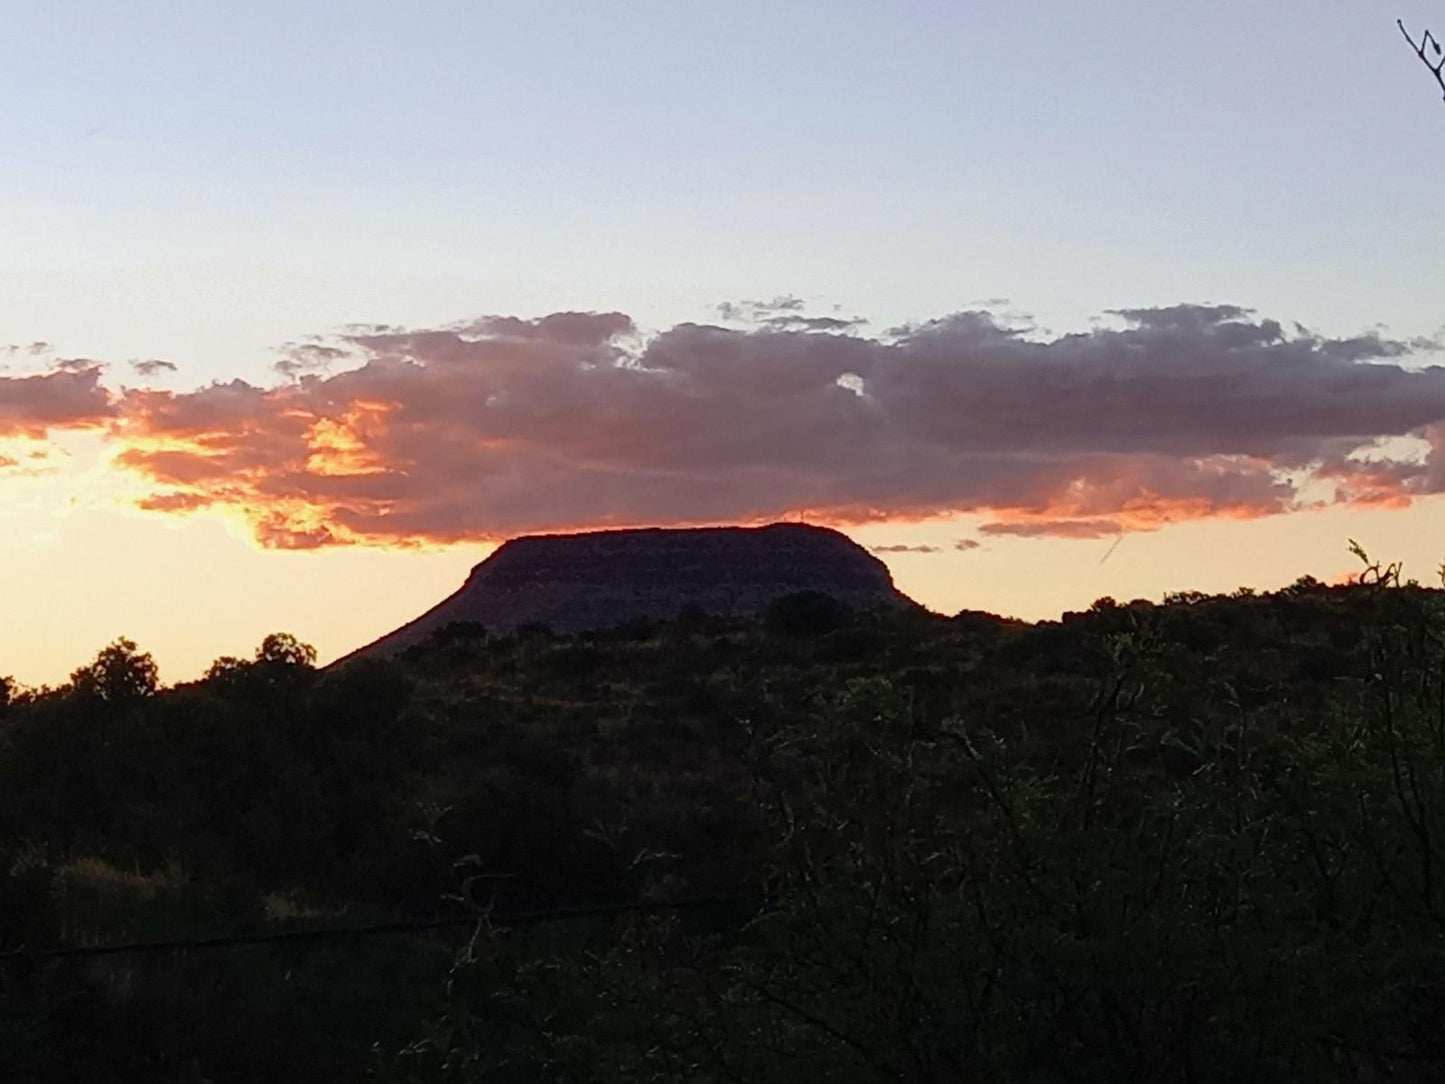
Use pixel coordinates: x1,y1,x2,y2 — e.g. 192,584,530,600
0,366,113,437
13,302,1445,549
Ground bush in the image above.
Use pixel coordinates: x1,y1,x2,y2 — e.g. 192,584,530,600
764,591,850,639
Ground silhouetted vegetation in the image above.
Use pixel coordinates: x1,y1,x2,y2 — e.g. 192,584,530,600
8,564,1445,1079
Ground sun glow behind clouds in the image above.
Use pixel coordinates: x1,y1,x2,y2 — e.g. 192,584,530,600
78,303,1445,554
109,385,412,548
9,423,1445,691
0,416,489,688
9,300,1445,687
302,399,396,478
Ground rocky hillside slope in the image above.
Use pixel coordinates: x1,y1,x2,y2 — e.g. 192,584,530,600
344,523,918,659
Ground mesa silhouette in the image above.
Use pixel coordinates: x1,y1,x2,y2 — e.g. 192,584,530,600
345,522,918,659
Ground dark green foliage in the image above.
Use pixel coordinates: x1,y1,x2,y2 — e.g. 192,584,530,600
69,637,160,705
378,575,1445,1082
256,631,319,668
764,590,851,638
427,621,487,648
14,576,1445,1079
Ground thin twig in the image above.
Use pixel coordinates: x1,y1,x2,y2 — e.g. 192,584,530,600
1400,19,1445,101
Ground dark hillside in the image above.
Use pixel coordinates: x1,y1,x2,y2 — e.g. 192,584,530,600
341,522,917,660
4,574,1445,1079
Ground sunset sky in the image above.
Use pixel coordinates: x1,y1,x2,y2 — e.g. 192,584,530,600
5,1,1445,686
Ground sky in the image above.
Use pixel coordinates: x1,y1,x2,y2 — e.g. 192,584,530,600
4,0,1445,686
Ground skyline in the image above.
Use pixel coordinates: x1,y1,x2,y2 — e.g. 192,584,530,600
5,2,1445,685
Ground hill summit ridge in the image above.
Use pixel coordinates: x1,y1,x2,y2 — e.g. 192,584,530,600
347,522,917,659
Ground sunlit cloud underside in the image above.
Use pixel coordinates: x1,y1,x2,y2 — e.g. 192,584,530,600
4,301,1444,551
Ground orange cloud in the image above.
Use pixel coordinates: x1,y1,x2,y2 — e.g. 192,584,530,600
98,304,1445,548
301,399,395,478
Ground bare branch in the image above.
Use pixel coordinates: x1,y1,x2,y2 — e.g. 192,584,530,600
1400,18,1445,101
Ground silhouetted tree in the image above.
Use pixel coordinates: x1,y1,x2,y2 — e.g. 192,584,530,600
69,637,159,704
765,590,850,638
255,632,317,668
203,655,248,682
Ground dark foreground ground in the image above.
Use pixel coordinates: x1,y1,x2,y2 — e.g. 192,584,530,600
4,569,1445,1081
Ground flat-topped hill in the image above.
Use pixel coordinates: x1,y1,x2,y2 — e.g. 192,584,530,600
346,523,918,659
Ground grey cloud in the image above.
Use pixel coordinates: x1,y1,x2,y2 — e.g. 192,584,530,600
0,367,114,437
461,311,637,345
110,302,1445,548
762,314,868,333
274,342,352,379
979,519,1125,540
716,294,807,323
1107,303,1254,333
868,543,941,554
130,359,179,377
54,357,103,374
1317,333,1412,364
1,342,53,359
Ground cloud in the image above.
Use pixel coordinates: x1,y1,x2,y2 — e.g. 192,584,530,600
980,518,1124,540
129,359,178,377
0,443,68,478
716,294,807,323
274,342,351,379
104,302,1445,549
54,357,104,374
869,543,941,554
1,342,54,361
954,539,982,551
715,297,866,333
0,366,114,438
762,314,868,333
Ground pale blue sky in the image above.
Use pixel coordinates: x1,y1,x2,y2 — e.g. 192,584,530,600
2,1,1440,378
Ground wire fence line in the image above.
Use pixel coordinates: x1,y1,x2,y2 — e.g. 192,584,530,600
0,895,750,964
